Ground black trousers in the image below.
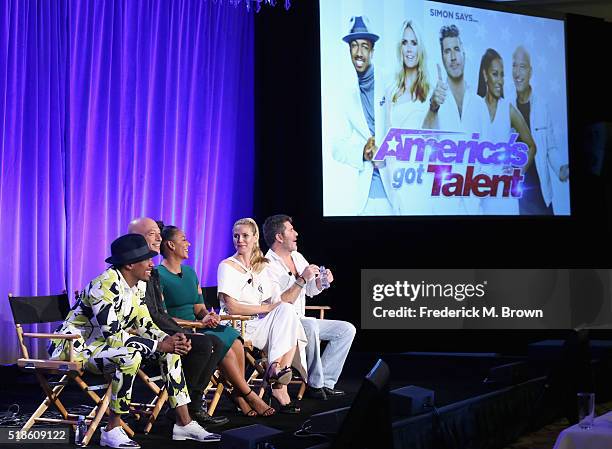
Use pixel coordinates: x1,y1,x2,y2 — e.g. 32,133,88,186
182,332,225,407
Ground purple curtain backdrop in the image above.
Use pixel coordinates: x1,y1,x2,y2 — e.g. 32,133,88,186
0,0,254,364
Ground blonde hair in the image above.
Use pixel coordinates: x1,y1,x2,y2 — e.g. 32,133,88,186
233,218,268,273
391,20,430,103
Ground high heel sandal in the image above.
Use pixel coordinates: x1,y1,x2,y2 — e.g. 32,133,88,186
267,386,301,414
231,389,257,417
244,389,275,417
262,361,293,388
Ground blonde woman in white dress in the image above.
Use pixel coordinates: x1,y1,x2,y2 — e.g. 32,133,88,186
382,20,432,215
217,218,307,414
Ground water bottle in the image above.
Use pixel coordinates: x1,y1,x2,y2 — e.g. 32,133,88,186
75,415,87,446
319,266,330,289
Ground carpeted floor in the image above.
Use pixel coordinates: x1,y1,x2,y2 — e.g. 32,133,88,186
0,352,608,449
502,401,612,449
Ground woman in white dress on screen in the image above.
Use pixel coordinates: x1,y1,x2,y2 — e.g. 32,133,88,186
383,20,432,215
217,217,306,414
476,48,536,215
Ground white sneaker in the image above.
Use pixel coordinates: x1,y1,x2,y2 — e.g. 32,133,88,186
100,426,141,448
173,420,221,442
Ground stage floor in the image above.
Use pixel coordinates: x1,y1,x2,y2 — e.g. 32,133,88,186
0,352,556,449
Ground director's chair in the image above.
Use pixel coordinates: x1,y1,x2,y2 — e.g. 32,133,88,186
174,313,254,416
233,304,334,401
8,292,134,447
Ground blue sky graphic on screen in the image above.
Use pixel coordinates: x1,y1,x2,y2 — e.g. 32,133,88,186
321,0,570,217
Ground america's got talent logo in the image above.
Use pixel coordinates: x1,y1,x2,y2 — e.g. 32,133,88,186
374,129,528,198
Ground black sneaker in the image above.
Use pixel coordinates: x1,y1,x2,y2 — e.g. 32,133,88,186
323,387,346,397
189,409,230,428
305,386,328,400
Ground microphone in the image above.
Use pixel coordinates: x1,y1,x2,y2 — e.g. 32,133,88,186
288,271,293,277
247,278,252,284
178,272,183,278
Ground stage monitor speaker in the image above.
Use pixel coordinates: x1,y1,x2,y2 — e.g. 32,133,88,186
483,361,528,385
220,424,283,449
309,406,350,434
390,385,435,417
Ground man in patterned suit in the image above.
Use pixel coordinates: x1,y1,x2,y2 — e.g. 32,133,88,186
50,234,220,447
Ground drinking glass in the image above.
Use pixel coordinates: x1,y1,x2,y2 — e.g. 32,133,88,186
577,392,595,430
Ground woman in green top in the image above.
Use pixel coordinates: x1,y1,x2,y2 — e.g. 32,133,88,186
158,225,274,417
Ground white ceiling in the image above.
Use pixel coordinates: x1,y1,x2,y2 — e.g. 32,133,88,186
487,0,612,21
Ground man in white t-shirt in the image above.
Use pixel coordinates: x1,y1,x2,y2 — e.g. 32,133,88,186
262,215,356,400
423,24,487,136
422,24,488,215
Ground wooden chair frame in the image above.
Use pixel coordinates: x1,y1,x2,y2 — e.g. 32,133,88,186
129,358,169,434
174,315,253,416
296,305,332,398
201,305,333,401
8,293,134,447
172,286,333,410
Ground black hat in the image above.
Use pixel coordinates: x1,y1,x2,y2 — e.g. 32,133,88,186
342,16,379,44
105,234,158,265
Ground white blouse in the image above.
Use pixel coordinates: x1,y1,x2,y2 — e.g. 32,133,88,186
217,257,279,310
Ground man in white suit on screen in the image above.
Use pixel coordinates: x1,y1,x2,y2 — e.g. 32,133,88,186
332,16,392,215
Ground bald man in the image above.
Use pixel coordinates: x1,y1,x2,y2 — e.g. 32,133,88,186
512,46,569,215
128,217,228,428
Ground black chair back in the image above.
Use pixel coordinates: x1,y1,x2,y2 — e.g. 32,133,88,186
202,286,220,309
8,293,70,325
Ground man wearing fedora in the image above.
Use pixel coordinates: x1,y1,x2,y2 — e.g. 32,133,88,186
49,234,220,447
332,15,393,215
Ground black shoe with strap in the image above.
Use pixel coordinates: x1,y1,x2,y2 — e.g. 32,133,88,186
230,389,257,417
269,394,301,414
243,388,275,417
268,385,302,415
